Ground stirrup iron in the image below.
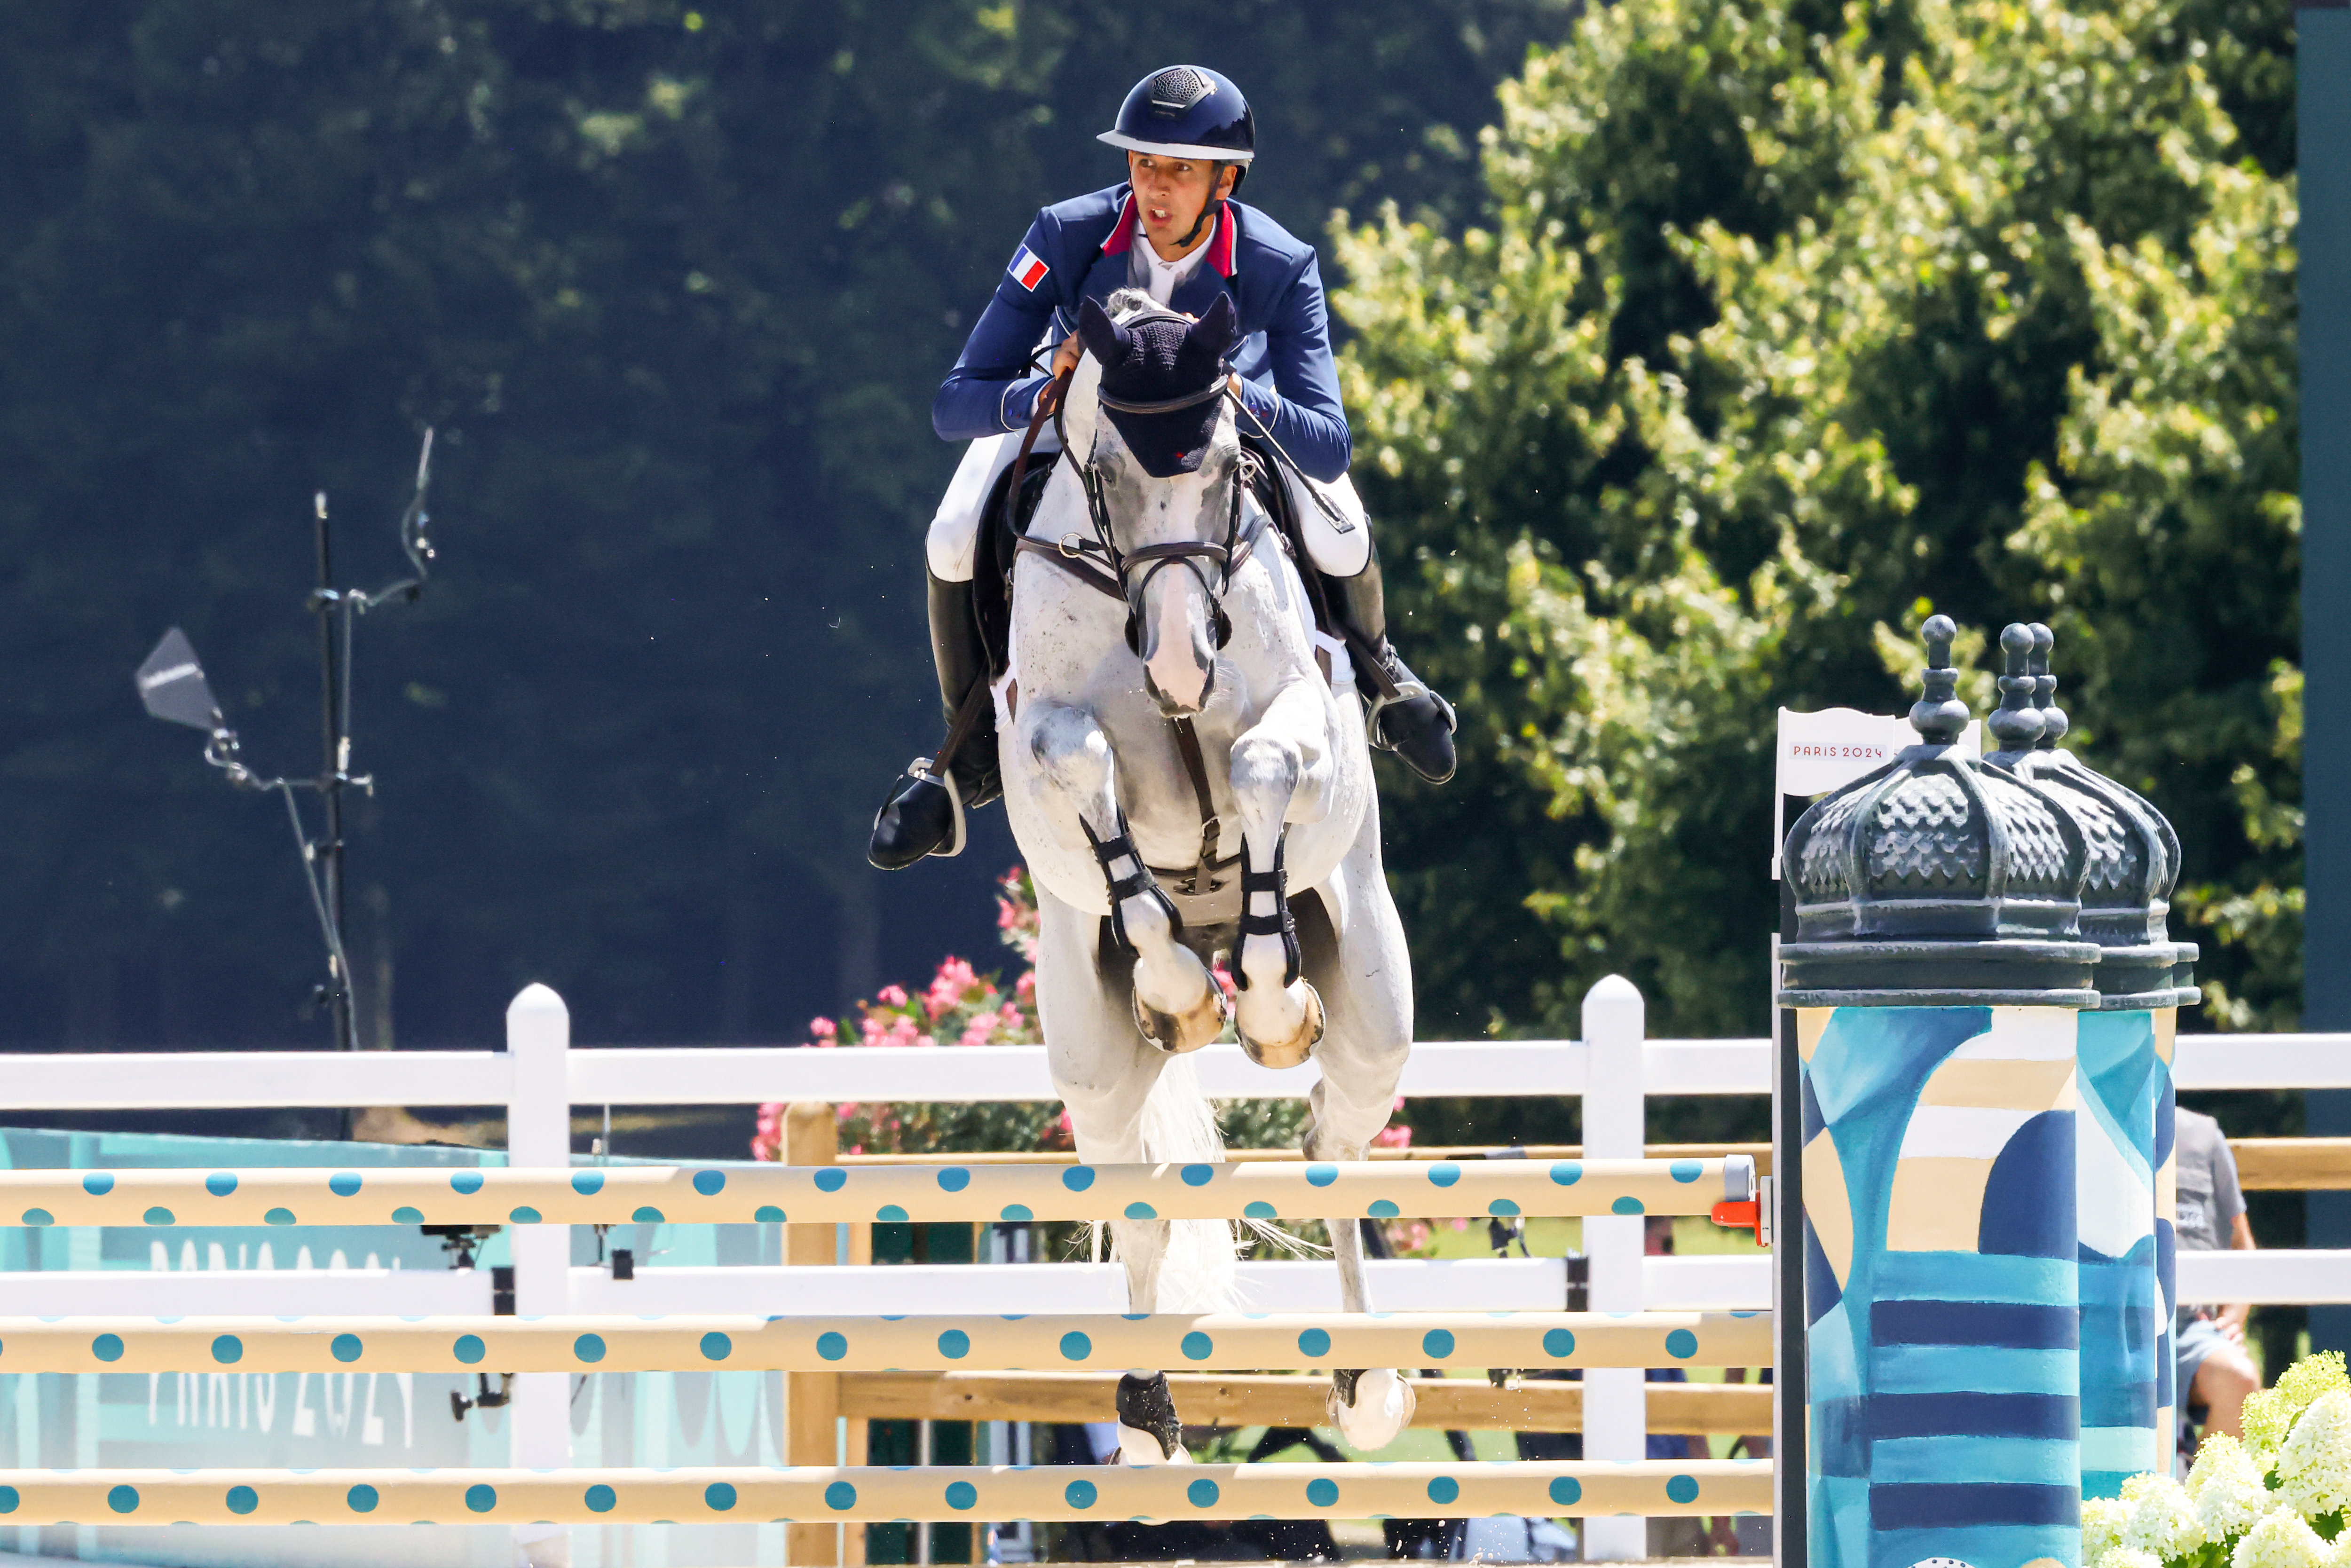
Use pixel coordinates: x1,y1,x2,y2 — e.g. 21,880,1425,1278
1365,671,1456,753
870,755,964,864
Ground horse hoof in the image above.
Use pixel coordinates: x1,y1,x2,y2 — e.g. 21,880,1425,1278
1326,1366,1415,1451
1132,977,1229,1055
1239,980,1324,1069
1114,1372,1189,1464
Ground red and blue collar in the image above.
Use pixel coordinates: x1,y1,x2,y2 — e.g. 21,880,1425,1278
1101,191,1237,278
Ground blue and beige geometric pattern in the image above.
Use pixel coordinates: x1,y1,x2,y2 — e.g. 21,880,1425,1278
1801,1005,2082,1568
0,1461,1770,1524
2150,1009,2179,1461
2075,1009,2164,1497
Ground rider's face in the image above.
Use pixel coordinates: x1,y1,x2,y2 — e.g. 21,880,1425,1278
1128,152,1237,254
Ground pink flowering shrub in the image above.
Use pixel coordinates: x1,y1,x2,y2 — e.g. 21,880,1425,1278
752,868,1060,1159
752,866,1413,1160
1384,1218,1436,1257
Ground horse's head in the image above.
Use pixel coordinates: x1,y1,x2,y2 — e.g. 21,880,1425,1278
1074,288,1243,716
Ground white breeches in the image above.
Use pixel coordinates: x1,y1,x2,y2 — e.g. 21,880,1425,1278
925,433,1374,583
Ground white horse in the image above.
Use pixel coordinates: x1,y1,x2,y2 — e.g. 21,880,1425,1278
994,289,1417,1462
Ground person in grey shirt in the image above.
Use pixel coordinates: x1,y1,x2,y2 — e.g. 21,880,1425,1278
2175,1107,2261,1441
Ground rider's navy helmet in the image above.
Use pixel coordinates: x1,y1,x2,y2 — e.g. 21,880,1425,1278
1098,66,1255,171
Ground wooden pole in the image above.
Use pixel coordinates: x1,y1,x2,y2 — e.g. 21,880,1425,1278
786,1103,853,1568
837,1371,1773,1433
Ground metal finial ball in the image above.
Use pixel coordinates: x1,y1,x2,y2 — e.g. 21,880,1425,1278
2029,622,2068,748
1987,623,2046,753
1908,615,1972,744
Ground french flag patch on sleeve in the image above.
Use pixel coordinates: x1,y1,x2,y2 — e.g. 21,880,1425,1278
1008,244,1050,292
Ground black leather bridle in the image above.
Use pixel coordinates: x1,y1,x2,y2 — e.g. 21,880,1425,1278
1010,317,1264,662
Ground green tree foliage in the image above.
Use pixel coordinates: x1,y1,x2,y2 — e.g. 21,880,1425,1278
0,0,1567,1049
1339,0,2297,1037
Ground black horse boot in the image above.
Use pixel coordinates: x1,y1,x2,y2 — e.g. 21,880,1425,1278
868,571,1003,870
1327,549,1458,785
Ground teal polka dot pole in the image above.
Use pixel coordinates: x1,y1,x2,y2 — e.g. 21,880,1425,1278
0,1309,1769,1374
0,1461,1769,1524
0,1155,1752,1228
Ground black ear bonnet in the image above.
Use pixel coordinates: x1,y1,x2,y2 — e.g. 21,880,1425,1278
1076,294,1239,479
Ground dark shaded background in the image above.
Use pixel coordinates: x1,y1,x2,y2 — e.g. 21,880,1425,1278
0,0,1575,1052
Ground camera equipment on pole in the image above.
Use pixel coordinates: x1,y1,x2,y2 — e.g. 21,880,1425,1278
134,430,439,1090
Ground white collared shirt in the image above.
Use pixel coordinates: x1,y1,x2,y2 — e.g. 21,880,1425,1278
1129,227,1212,305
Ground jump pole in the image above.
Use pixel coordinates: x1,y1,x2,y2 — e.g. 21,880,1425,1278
0,1461,1769,1528
0,1156,1758,1228
0,1309,1772,1375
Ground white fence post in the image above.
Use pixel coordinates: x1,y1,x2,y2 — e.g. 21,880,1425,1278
506,984,574,1568
1580,975,1648,1562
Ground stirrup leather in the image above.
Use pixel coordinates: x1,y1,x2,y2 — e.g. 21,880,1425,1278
1083,812,1180,954
1233,833,1301,991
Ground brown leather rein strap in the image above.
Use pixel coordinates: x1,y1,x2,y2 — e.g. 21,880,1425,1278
1014,532,1123,600
1003,365,1071,518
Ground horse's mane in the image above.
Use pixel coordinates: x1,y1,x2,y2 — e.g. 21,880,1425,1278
1104,286,1159,320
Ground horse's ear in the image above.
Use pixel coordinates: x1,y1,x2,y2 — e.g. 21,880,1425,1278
1076,297,1127,368
1190,292,1239,361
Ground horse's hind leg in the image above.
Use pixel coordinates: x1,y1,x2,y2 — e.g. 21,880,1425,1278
1027,701,1225,1052
1303,811,1418,1449
1032,886,1194,1465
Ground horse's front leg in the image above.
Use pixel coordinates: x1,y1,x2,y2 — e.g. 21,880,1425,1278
1226,698,1331,1068
1298,815,1416,1448
1027,702,1225,1053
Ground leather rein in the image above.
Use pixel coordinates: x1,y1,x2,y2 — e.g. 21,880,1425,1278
1004,360,1268,900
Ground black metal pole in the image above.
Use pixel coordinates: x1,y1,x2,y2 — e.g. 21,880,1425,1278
313,494,357,1119
2301,0,2351,1358
1773,881,1806,1568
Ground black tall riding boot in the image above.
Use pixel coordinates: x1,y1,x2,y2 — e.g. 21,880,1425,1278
868,572,1003,870
1324,548,1458,785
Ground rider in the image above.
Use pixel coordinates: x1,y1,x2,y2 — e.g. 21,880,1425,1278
869,64,1458,871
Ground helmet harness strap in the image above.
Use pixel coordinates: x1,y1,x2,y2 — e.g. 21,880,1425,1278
1169,166,1231,252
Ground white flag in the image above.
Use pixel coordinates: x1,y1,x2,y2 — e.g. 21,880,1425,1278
1772,707,1982,876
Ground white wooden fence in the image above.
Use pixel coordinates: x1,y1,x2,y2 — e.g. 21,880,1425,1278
4,978,2345,1504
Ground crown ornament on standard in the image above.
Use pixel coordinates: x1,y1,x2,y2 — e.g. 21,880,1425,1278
1776,615,2102,1006
1984,622,2198,1009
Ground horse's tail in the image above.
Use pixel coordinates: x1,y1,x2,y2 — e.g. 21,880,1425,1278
1134,1052,1239,1313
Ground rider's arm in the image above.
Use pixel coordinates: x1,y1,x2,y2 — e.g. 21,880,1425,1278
1238,249,1351,483
934,214,1065,441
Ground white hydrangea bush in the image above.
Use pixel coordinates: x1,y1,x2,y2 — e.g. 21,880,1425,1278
2277,1393,2351,1521
2200,1435,2285,1543
2232,1509,2332,1568
2090,1355,2351,1568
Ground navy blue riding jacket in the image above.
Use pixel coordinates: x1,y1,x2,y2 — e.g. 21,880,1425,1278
932,184,1352,482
